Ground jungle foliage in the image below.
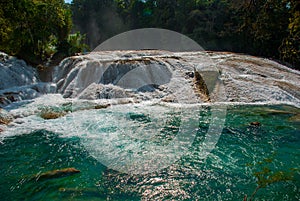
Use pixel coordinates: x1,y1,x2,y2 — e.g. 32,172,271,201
71,0,300,69
0,0,87,65
0,0,299,69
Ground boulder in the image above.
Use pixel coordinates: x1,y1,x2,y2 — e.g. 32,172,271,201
0,52,38,90
0,109,13,125
39,109,67,120
0,52,57,107
0,83,57,107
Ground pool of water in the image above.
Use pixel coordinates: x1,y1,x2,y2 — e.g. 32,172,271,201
0,104,299,200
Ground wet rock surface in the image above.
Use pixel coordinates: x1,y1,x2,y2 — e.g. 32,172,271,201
53,51,300,105
0,52,57,107
1,50,299,108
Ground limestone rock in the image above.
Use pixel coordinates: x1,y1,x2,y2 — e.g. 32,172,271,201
0,52,57,107
0,52,38,90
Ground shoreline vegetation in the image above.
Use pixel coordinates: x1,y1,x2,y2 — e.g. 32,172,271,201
0,0,299,70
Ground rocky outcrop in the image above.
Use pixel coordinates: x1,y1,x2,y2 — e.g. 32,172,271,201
52,51,299,105
1,50,300,107
208,52,300,104
0,83,56,107
0,52,38,90
0,52,57,107
53,51,212,103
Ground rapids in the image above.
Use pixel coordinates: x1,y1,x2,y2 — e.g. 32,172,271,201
0,50,299,200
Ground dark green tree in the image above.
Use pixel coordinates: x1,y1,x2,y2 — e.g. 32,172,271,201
0,0,73,64
71,0,126,49
67,0,298,69
239,0,290,58
279,0,300,68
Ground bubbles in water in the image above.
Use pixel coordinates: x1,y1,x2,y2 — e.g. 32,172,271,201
70,28,227,175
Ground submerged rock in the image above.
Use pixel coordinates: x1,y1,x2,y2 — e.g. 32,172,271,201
250,122,261,127
33,167,80,181
94,104,110,109
59,187,105,198
39,101,111,120
288,113,300,122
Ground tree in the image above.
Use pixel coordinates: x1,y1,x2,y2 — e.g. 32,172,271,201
239,0,290,58
67,0,298,69
0,0,73,65
279,1,300,68
71,0,126,49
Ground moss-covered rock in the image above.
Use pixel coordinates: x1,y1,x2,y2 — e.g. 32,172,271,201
39,107,68,120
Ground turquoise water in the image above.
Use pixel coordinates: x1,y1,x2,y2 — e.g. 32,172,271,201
1,105,299,200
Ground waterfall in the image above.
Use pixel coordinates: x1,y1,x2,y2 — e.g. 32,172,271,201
53,50,300,106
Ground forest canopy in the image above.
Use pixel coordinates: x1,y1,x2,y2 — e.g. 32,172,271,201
0,0,87,65
0,0,299,69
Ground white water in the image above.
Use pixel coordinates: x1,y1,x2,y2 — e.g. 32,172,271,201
53,51,300,104
1,50,300,136
1,50,299,173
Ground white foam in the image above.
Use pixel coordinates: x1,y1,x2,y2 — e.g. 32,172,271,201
1,51,299,141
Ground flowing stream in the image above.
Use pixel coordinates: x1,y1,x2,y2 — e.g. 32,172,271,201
0,50,299,200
